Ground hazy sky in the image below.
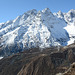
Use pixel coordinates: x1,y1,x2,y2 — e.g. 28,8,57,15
0,0,75,23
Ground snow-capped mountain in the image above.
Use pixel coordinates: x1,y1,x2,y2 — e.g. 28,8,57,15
0,8,75,56
54,9,75,45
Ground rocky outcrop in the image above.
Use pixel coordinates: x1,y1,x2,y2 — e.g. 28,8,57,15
57,62,75,75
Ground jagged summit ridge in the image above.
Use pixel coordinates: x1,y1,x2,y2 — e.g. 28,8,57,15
0,8,74,56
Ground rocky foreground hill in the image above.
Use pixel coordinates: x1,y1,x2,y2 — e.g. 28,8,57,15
0,43,75,75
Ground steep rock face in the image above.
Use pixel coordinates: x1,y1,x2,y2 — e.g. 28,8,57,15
0,8,69,56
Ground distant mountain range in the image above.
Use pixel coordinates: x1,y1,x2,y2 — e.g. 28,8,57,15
0,8,75,56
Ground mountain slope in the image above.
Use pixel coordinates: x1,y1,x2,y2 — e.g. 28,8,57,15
0,44,75,75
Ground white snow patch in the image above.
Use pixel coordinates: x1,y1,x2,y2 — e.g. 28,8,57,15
0,57,3,60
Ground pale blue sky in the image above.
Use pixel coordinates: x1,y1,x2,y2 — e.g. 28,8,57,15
0,0,75,23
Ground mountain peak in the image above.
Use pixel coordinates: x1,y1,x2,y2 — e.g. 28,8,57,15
57,11,62,14
67,9,75,18
68,9,75,13
42,8,51,13
56,11,64,18
24,9,37,15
